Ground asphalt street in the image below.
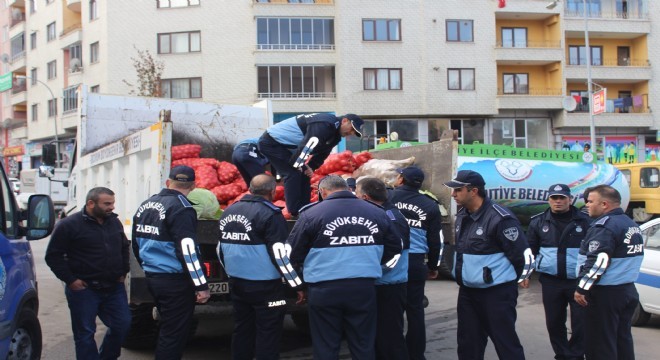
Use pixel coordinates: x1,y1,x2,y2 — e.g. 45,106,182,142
32,237,660,359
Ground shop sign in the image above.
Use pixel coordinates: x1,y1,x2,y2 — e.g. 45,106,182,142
2,145,25,157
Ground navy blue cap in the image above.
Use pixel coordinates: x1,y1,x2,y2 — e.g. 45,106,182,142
444,170,486,188
397,166,425,187
344,114,364,138
548,183,571,197
169,165,195,182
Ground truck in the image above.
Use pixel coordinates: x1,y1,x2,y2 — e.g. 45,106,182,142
0,163,56,359
17,168,68,211
615,161,660,223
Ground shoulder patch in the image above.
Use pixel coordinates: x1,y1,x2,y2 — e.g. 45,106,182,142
385,209,397,221
492,203,512,218
594,216,610,226
298,201,320,213
178,195,192,207
261,200,282,212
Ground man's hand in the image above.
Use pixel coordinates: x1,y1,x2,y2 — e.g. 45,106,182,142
296,290,307,305
196,290,211,304
428,270,439,280
519,278,530,289
68,279,87,291
303,165,313,178
117,276,126,283
574,291,588,307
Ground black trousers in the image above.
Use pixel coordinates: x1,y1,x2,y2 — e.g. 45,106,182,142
585,283,638,360
376,283,408,360
232,145,268,186
258,133,310,216
230,279,287,360
146,275,196,360
457,282,525,360
406,253,427,360
308,279,377,360
539,275,585,360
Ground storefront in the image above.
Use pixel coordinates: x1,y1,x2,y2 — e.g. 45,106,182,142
2,145,24,178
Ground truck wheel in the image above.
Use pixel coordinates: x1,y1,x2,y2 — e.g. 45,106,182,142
7,309,42,360
291,312,310,334
122,304,159,350
631,301,651,327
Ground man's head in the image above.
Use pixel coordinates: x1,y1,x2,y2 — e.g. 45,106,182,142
339,114,364,138
355,177,388,205
396,166,425,189
167,165,196,194
318,175,349,200
547,183,571,214
585,184,621,219
85,187,115,221
444,170,487,211
249,174,277,201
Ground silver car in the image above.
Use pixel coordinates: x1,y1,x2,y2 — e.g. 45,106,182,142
632,218,660,326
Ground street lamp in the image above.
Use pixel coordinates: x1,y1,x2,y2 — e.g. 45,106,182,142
16,75,60,167
546,0,597,153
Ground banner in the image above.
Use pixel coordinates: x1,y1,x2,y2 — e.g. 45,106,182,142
592,88,607,115
602,136,637,165
561,136,604,162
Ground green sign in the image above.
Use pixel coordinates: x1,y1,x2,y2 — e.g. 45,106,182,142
0,72,12,92
459,144,595,163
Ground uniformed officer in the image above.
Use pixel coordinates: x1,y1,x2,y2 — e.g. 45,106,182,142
232,137,270,185
355,177,410,360
389,166,441,360
287,175,402,360
257,113,363,216
217,174,300,360
526,183,591,360
574,184,644,360
444,170,534,360
132,166,211,360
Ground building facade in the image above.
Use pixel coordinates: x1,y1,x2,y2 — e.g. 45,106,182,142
2,0,658,170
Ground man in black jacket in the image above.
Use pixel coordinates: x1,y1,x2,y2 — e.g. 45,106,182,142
46,187,131,360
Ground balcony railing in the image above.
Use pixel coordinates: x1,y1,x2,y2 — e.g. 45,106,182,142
497,88,563,96
567,58,650,67
11,78,26,94
256,44,335,50
10,50,25,63
258,92,336,99
565,10,649,20
495,41,561,48
569,94,649,113
10,13,25,28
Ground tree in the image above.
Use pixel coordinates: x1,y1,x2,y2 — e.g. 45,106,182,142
123,47,164,97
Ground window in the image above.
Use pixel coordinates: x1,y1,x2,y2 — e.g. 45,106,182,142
69,43,82,62
48,98,57,117
257,65,335,98
46,22,56,42
30,68,37,85
362,19,401,41
90,42,99,63
157,0,201,8
451,119,485,145
640,167,659,188
30,32,37,50
160,78,202,98
89,0,98,20
503,73,528,94
29,0,36,14
31,104,38,122
448,68,475,90
256,18,334,50
158,31,201,54
643,223,660,250
501,28,527,48
0,167,18,238
447,20,473,42
47,60,56,79
63,86,78,113
492,119,548,148
566,0,602,17
568,45,602,65
363,68,402,90
91,85,100,93
10,33,25,59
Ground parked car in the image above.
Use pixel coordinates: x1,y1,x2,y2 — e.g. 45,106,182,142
632,218,660,326
8,177,20,196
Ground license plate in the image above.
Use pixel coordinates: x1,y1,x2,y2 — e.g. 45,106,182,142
209,282,229,294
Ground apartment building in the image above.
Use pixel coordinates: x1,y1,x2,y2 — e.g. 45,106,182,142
1,0,658,171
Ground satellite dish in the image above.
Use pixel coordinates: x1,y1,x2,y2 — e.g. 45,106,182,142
562,96,577,111
1,53,9,64
390,132,399,141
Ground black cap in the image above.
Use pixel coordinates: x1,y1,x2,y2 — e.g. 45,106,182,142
344,114,364,138
169,165,195,182
444,170,486,188
346,177,356,190
548,183,571,198
397,166,425,187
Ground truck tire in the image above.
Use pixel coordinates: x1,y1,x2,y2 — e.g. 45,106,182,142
122,304,159,350
7,309,42,360
631,301,651,327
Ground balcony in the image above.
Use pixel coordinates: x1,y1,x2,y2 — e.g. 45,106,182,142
565,61,651,82
495,41,562,65
564,1,651,37
496,88,563,110
257,92,336,99
67,0,81,13
10,90,27,106
60,25,82,49
254,0,333,4
6,1,26,7
9,11,25,28
557,111,653,128
11,77,26,95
